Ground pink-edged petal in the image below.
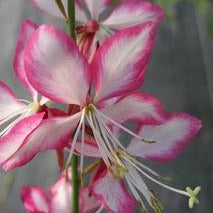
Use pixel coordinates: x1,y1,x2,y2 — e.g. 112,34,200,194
80,188,100,212
49,174,72,213
13,19,38,100
101,92,166,124
25,25,91,105
127,113,202,161
2,113,81,171
83,0,113,19
30,0,88,23
0,81,25,121
92,172,135,213
102,0,163,30
21,186,49,213
92,23,156,103
0,113,44,166
75,138,101,158
49,171,99,213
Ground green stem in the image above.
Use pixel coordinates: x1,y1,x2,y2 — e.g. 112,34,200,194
67,1,78,213
71,155,79,213
68,0,76,41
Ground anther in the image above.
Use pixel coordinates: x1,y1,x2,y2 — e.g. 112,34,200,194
142,138,156,144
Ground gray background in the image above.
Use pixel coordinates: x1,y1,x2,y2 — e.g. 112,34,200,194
0,0,213,212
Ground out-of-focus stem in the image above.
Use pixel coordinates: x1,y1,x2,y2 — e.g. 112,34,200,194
67,1,78,212
67,0,76,40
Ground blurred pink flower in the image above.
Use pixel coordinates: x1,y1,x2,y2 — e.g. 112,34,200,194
21,171,100,213
0,20,49,171
29,0,163,60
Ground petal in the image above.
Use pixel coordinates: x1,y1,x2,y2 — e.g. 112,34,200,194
30,0,88,23
0,81,25,121
2,113,81,171
102,0,163,30
80,188,101,212
49,175,72,213
13,19,38,100
21,186,49,213
92,23,156,103
101,92,166,124
49,172,99,213
90,162,107,184
0,113,44,166
127,113,202,161
75,137,101,158
25,25,91,105
83,0,113,19
92,172,135,213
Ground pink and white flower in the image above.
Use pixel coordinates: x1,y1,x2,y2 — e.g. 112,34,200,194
0,20,52,170
22,22,166,174
21,171,100,213
29,0,163,61
82,113,201,211
0,20,70,171
90,163,136,213
0,19,47,137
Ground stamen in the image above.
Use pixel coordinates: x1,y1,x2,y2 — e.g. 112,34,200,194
125,172,149,212
80,115,85,174
142,139,156,144
66,109,85,167
86,113,112,167
91,113,131,177
0,107,27,126
93,113,116,154
186,186,201,209
150,195,163,213
134,161,160,178
95,109,156,144
94,112,126,151
0,107,29,136
122,155,189,197
125,175,141,201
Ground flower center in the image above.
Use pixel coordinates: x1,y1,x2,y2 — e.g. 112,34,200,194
85,103,95,115
76,20,99,35
26,101,41,116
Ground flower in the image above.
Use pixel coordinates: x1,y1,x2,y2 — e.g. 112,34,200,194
0,20,51,170
21,171,100,213
22,20,200,185
89,163,136,213
30,0,163,61
5,22,167,173
80,113,201,211
0,20,70,171
0,19,45,137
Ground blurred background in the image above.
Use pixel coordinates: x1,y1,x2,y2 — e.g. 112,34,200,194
0,0,212,212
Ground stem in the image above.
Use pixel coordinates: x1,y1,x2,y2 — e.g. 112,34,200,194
67,1,78,212
67,0,76,41
71,155,79,213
